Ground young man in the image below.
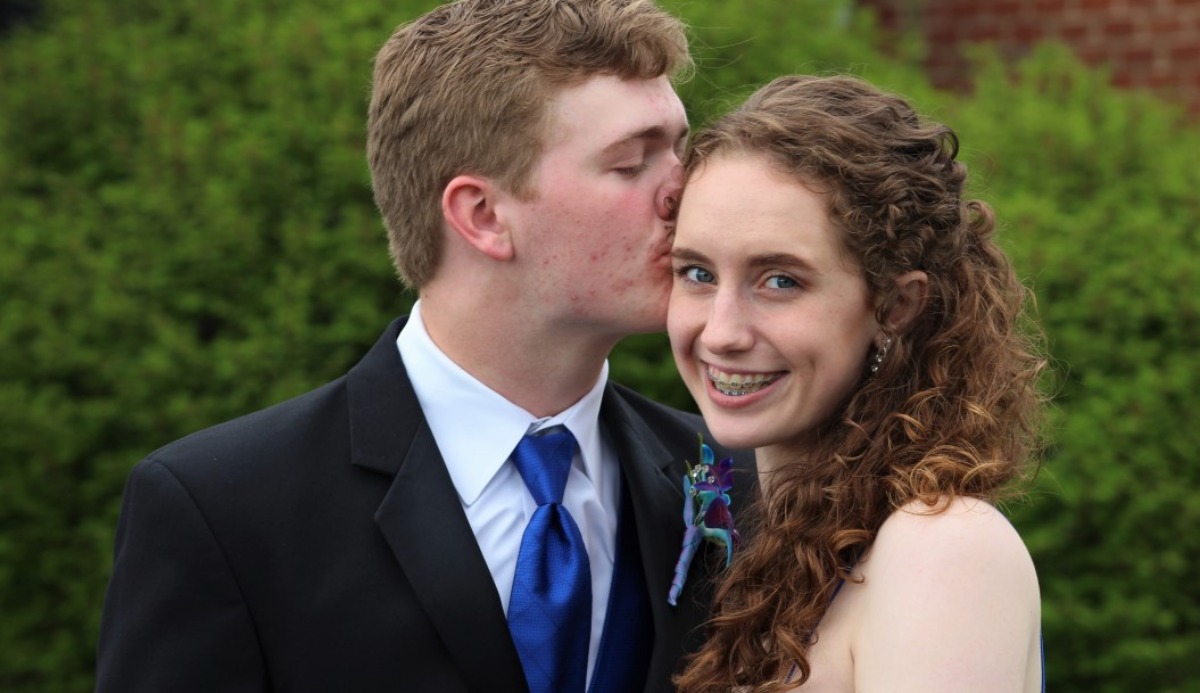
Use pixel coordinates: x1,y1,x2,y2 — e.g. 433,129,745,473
96,1,749,691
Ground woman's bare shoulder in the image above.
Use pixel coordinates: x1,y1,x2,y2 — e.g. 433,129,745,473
871,496,1032,565
849,496,1042,692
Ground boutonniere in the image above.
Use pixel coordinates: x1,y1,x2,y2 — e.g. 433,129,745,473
667,436,741,606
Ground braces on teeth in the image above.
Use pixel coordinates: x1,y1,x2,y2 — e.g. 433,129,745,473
708,370,780,396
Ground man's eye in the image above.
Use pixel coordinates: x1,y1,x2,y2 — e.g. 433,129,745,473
615,162,648,176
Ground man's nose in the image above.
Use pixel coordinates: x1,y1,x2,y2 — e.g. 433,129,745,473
656,164,684,221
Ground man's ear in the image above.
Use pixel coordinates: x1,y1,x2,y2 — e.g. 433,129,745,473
884,270,928,334
441,174,514,261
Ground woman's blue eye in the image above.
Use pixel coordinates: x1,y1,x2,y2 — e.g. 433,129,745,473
766,275,797,289
685,267,714,284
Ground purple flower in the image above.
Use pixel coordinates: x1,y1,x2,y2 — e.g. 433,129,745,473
667,437,740,606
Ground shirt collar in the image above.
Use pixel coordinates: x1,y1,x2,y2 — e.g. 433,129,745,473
397,300,609,506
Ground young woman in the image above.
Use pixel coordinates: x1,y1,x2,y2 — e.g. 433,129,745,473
669,75,1046,692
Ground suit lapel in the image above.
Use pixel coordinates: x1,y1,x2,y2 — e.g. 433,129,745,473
347,318,527,692
599,386,700,691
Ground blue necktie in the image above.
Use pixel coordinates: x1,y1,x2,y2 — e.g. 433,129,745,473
507,427,592,693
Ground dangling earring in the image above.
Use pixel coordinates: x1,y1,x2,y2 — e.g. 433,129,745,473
869,336,893,374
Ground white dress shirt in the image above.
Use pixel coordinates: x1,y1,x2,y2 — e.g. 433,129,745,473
397,301,619,681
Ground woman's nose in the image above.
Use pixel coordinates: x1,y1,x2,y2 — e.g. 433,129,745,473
700,289,754,355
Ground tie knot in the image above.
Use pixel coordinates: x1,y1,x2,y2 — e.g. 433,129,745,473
511,427,577,506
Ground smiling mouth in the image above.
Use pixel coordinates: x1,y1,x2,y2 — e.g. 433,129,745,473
706,366,783,396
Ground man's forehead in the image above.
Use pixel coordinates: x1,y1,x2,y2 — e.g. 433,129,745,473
543,74,687,147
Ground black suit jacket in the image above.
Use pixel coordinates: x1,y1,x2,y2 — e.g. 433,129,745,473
96,317,753,692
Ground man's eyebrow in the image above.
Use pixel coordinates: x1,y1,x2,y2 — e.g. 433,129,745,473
602,123,690,154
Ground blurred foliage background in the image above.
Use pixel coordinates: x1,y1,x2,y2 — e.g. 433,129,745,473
2,0,1197,690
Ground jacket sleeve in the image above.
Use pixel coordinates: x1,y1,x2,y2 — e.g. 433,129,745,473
96,458,267,692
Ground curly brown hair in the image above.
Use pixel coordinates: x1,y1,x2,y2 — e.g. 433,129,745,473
673,75,1047,692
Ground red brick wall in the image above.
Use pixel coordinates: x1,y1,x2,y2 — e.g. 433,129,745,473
859,0,1200,115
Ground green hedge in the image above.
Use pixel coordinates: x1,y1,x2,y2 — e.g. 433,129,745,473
2,1,1197,690
949,45,1200,692
1,2,432,689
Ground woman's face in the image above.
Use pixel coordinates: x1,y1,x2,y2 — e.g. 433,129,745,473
668,154,879,460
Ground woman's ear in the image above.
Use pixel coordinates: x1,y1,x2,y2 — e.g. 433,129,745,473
884,270,928,334
441,174,514,261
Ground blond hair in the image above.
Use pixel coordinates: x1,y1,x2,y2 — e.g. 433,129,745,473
367,0,691,287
